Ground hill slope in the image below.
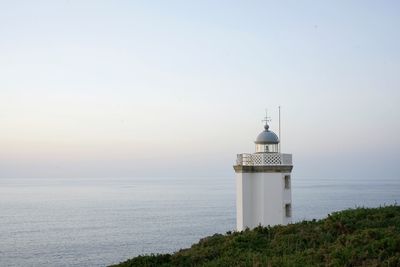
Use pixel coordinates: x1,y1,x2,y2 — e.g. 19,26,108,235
111,206,400,267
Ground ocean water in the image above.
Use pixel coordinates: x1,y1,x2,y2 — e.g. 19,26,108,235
0,177,399,267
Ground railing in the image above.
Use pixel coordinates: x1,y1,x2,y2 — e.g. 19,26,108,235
236,153,292,166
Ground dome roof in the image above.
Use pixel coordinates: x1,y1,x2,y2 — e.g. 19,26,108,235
255,124,280,144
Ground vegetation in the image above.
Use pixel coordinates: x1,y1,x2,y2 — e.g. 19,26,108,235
111,206,400,267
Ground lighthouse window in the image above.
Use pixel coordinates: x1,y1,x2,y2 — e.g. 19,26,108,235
285,204,292,217
255,144,279,153
284,175,291,189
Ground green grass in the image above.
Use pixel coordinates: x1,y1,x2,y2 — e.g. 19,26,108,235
110,205,400,267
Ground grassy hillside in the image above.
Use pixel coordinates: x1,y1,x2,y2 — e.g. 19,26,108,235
111,206,400,267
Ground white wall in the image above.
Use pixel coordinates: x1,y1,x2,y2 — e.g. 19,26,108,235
236,171,292,230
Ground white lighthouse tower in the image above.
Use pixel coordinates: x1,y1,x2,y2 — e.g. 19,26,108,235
234,112,293,231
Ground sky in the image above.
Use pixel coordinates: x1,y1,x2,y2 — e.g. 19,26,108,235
1,1,399,179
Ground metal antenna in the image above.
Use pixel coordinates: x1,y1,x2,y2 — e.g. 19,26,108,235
278,106,281,153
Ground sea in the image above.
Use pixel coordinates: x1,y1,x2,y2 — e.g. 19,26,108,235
0,176,399,267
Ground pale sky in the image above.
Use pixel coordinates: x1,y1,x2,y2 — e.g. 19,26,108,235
1,1,399,179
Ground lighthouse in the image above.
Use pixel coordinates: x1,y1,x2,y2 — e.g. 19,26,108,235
234,112,293,231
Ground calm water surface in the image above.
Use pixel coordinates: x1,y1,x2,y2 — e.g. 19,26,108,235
0,177,399,266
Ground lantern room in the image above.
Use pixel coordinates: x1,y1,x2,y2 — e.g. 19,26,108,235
255,123,280,153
